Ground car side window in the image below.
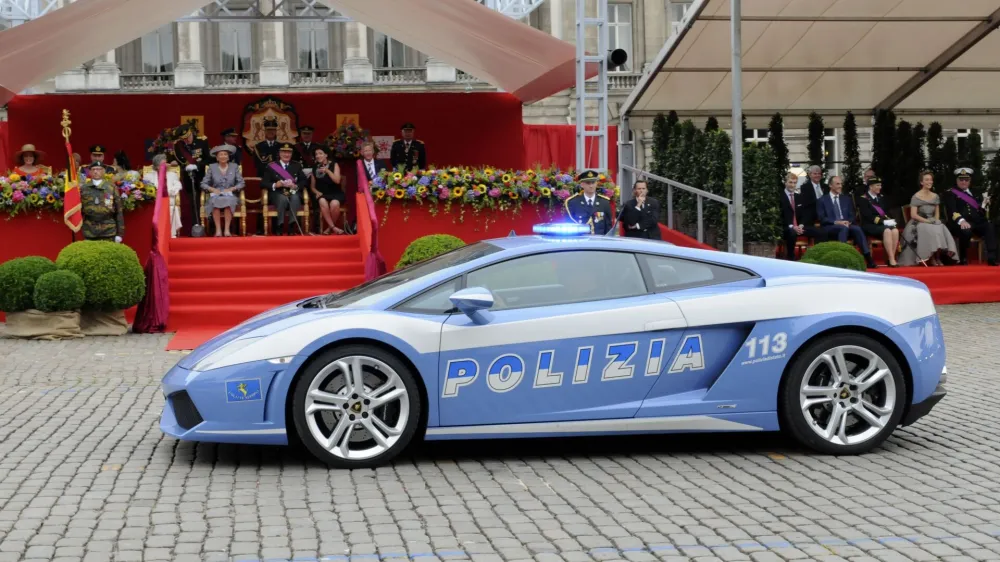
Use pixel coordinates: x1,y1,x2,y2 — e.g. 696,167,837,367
637,254,755,292
465,251,647,311
395,278,461,315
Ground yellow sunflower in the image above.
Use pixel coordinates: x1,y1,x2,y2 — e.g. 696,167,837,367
417,186,428,195
394,189,405,199
540,187,552,197
477,184,487,192
46,194,56,203
485,168,494,175
526,170,536,178
501,174,512,183
449,167,460,174
463,175,473,182
509,192,519,200
440,173,450,180
374,190,385,200
392,172,403,182
452,186,466,199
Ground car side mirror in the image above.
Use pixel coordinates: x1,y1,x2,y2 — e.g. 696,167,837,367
449,287,495,325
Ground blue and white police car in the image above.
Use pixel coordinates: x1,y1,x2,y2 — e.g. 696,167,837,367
161,223,947,468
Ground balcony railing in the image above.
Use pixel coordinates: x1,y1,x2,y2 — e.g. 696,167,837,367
290,70,344,87
374,67,426,85
609,73,642,90
456,70,481,83
121,73,174,91
205,71,259,89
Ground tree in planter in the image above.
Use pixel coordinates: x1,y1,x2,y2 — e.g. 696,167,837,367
987,154,1000,223
872,109,897,205
807,112,825,174
966,130,987,197
0,257,83,340
941,137,958,189
740,143,783,254
895,120,919,199
842,112,864,195
705,117,719,132
56,241,146,335
768,113,789,189
665,120,700,235
0,256,56,313
913,123,927,173
927,122,945,182
397,234,465,269
701,129,733,248
33,270,86,313
650,112,672,213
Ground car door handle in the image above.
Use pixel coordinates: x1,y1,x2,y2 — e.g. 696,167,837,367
645,319,685,331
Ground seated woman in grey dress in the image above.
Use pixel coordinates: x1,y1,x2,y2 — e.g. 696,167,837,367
899,170,958,266
201,145,245,237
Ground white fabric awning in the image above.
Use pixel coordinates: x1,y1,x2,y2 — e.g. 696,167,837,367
622,0,1000,122
0,0,595,106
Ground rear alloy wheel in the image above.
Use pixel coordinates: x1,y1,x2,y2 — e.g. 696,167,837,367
781,334,906,455
291,345,422,468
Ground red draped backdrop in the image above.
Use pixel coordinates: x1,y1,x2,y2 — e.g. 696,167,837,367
0,121,8,172
523,124,618,178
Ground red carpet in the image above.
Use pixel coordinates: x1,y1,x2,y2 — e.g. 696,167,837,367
877,265,1000,305
166,235,365,350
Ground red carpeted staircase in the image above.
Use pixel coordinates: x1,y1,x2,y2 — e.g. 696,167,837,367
167,236,366,337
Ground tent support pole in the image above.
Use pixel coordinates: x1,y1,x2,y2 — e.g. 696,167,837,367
730,0,743,254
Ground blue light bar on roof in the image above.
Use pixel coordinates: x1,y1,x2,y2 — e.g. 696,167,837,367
533,222,590,236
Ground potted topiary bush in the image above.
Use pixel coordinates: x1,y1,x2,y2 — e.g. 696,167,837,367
396,234,466,269
56,241,146,335
800,241,867,271
0,256,85,339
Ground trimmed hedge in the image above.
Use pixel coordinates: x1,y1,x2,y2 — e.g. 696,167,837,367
801,241,867,272
33,270,87,313
0,256,57,312
56,241,146,311
396,234,466,269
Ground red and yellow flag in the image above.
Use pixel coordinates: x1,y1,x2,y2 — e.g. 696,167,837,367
61,111,83,233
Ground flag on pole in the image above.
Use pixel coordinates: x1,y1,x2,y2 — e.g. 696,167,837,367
61,110,83,233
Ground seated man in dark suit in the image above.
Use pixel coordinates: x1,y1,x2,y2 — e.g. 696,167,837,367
943,166,998,266
817,175,877,269
779,172,825,260
261,143,308,235
359,141,388,182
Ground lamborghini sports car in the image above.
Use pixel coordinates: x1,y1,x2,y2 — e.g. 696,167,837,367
161,223,947,468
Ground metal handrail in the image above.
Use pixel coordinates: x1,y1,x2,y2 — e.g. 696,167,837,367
623,165,736,251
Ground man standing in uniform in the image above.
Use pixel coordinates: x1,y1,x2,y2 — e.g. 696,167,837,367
80,145,117,177
944,166,998,266
564,170,613,235
390,122,427,171
220,128,244,166
80,162,124,243
254,118,281,176
294,126,318,170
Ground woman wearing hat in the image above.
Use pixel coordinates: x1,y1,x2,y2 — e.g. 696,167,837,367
12,144,48,177
857,176,900,267
200,144,245,237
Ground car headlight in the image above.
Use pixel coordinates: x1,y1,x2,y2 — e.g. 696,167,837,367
192,337,263,372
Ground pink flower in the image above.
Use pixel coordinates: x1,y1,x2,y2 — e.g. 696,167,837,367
11,191,24,202
488,188,501,197
439,188,451,200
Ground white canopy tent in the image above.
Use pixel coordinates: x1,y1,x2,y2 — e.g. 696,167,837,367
618,0,1000,252
0,0,596,106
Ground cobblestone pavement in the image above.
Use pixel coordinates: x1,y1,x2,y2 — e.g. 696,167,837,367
1,305,999,562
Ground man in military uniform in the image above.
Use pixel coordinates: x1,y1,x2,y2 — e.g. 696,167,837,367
943,166,998,266
174,124,211,236
80,162,124,242
564,170,614,235
389,122,427,171
254,117,282,176
294,125,318,170
219,128,244,166
79,144,117,177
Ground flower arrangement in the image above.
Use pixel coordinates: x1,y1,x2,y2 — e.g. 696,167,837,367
1,169,156,218
113,171,157,212
369,166,620,224
326,123,371,160
0,171,66,217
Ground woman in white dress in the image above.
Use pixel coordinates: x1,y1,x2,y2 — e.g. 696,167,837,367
144,153,183,238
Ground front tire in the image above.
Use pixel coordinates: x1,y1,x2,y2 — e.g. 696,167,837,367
780,334,906,455
291,345,422,468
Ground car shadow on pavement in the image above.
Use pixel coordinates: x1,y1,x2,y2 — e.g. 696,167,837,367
180,431,800,469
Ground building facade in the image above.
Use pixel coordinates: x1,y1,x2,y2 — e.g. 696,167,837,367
3,0,997,177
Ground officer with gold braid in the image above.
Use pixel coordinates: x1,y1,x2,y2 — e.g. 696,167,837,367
564,170,613,235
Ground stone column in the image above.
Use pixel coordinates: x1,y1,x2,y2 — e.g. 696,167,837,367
343,22,373,84
89,50,121,90
55,0,86,90
548,0,564,40
175,18,206,88
259,0,289,86
425,57,456,83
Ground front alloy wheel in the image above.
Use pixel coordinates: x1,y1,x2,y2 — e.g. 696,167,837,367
292,345,422,468
781,334,906,455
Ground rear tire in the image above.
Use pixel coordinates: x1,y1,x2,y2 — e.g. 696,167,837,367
291,345,422,468
780,334,906,455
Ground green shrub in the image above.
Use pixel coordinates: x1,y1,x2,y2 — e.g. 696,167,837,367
56,241,145,311
801,241,867,271
33,270,87,313
0,257,57,312
396,235,466,269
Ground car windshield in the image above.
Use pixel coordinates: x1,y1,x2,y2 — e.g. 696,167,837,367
308,242,502,309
